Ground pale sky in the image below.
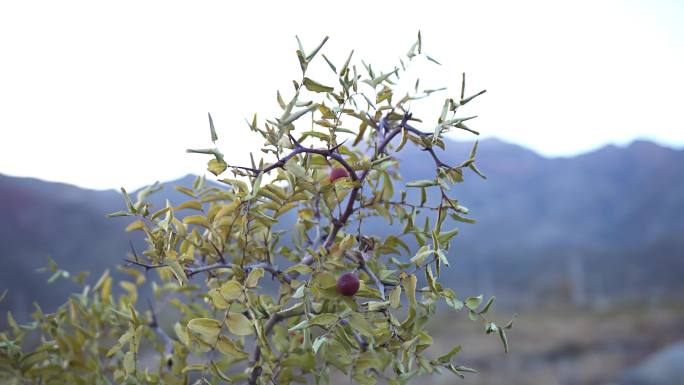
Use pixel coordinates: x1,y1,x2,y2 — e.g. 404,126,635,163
1,0,683,190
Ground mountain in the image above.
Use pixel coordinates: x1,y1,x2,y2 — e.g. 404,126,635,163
396,139,684,303
1,139,683,316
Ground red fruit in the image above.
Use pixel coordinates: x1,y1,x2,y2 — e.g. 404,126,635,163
329,167,349,182
336,273,360,296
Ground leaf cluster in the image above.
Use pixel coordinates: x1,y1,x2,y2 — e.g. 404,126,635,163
0,33,512,385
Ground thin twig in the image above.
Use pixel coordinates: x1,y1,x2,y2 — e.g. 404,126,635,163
360,263,385,300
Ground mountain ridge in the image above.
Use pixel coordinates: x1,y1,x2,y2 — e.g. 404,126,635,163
1,138,682,316
2,137,682,191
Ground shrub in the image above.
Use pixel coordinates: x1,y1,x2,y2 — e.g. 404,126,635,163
0,33,511,385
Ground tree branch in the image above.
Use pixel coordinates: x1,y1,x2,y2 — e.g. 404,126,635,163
340,319,368,351
125,259,291,284
248,305,305,385
360,262,385,300
147,299,174,368
246,112,437,384
229,140,359,183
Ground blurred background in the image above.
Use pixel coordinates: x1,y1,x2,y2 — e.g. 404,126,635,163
1,1,683,384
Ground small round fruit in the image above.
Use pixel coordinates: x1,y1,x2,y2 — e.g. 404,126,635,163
336,273,360,296
329,167,349,182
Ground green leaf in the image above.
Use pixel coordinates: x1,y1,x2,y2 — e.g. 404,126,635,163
436,249,449,267
469,163,487,179
465,295,483,310
426,55,441,65
450,213,476,224
367,301,390,311
296,50,308,73
479,296,496,315
417,30,422,54
285,264,313,275
306,36,329,61
120,187,135,213
406,179,438,188
282,352,315,371
363,68,399,89
340,50,354,75
504,314,517,329
106,210,132,217
309,313,338,327
437,345,462,363
410,245,432,266
321,54,337,73
288,319,309,332
438,228,460,244
292,284,306,299
281,104,318,127
348,313,374,337
208,112,218,142
312,336,327,354
303,77,334,93
460,89,487,105
498,327,509,353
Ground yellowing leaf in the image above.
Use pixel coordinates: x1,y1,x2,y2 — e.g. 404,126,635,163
245,267,264,288
208,288,230,309
123,351,135,376
285,264,313,275
216,335,249,359
303,77,334,93
219,280,243,301
106,328,133,357
101,276,112,304
214,199,241,220
174,201,203,211
182,364,207,374
208,158,227,176
125,220,145,232
183,215,210,227
166,260,188,286
187,318,221,340
227,313,253,336
174,323,190,346
406,274,417,307
389,285,401,309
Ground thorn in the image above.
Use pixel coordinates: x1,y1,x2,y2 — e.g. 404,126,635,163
329,139,348,152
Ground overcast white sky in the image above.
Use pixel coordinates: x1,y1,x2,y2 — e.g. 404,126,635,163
1,0,683,190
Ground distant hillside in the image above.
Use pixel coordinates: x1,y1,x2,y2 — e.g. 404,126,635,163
1,139,683,316
396,139,684,304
